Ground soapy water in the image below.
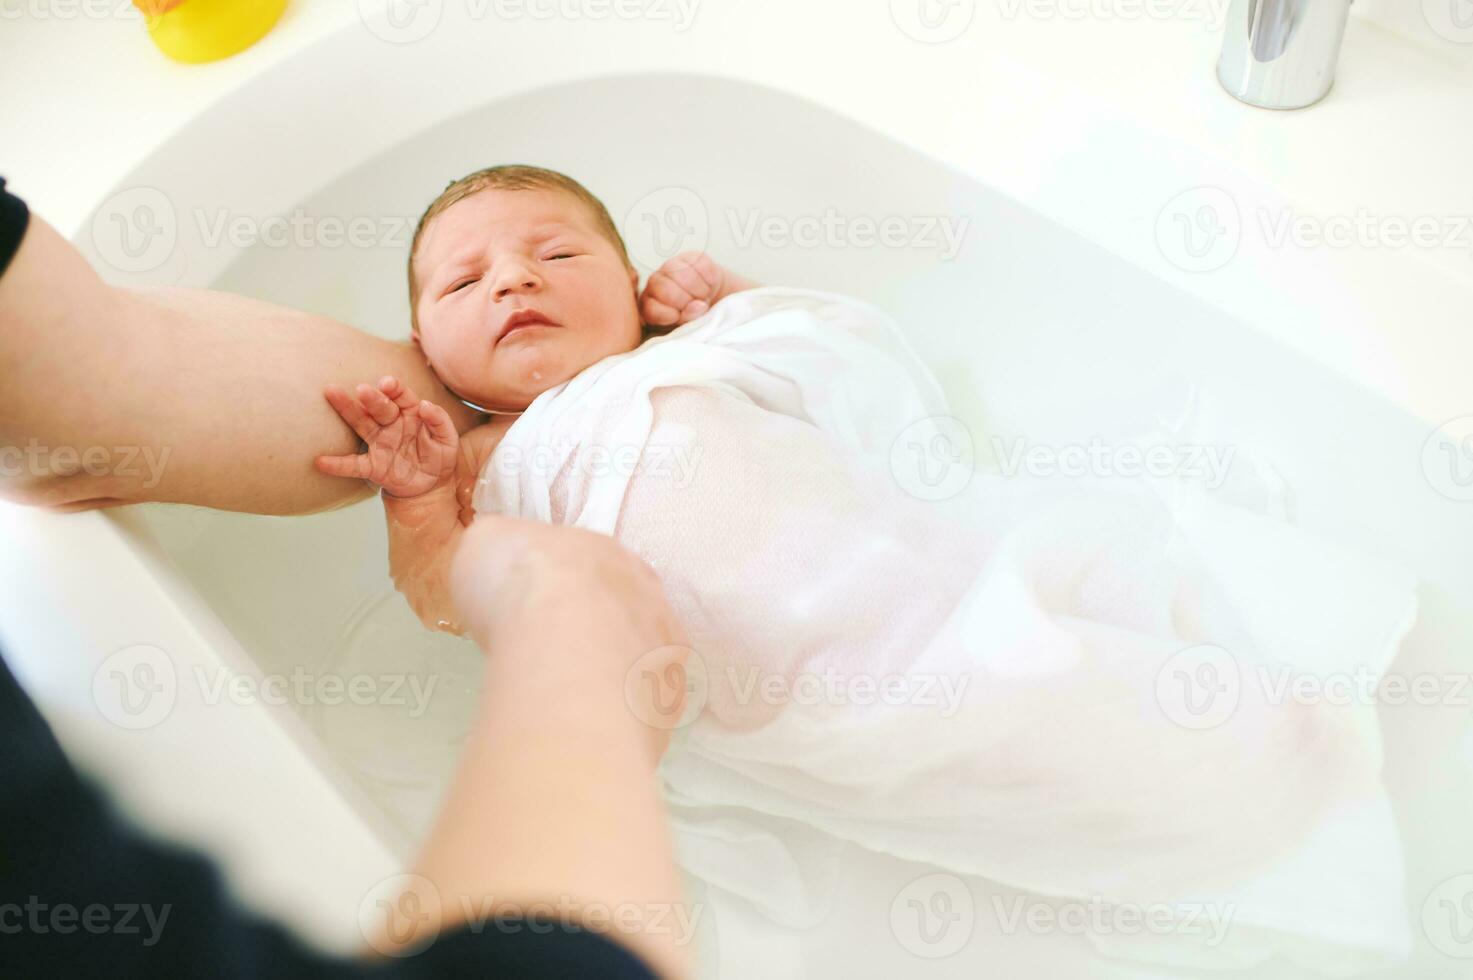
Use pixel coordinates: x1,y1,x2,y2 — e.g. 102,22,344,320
124,502,485,851
311,588,483,847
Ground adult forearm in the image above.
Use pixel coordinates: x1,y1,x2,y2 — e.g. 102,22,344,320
382,518,695,980
409,648,691,979
0,215,479,515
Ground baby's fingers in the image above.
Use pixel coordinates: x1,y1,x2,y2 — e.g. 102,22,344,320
642,284,708,328
356,383,401,426
641,294,682,327
418,399,457,446
663,253,721,301
644,272,698,314
314,453,371,480
378,375,422,414
324,384,378,441
643,272,714,327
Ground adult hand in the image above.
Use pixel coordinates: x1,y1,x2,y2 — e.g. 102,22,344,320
392,515,695,979
449,514,691,742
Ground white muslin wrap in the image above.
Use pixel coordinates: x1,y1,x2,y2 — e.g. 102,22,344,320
472,287,1419,972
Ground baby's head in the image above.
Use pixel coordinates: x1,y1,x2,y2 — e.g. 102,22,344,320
409,165,642,414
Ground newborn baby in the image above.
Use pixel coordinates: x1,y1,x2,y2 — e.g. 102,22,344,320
316,166,1418,968
315,165,758,632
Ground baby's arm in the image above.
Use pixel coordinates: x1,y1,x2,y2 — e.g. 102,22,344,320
383,420,512,634
638,251,760,328
383,481,465,634
315,376,508,635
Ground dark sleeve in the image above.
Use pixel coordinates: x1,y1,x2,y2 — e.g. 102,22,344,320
0,176,30,280
0,650,659,980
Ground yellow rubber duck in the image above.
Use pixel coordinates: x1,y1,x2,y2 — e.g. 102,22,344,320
135,0,289,64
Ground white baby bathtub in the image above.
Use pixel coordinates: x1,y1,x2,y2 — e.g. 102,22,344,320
2,8,1470,977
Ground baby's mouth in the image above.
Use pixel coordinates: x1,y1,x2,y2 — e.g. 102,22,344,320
497,309,561,345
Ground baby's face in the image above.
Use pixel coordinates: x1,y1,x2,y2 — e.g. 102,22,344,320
411,188,641,412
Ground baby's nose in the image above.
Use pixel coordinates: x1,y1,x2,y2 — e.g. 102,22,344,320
492,261,541,297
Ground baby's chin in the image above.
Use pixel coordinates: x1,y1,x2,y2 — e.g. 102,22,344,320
468,360,582,413
460,381,551,414
461,330,635,412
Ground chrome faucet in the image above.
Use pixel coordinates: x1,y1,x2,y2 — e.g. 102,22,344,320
1217,0,1354,109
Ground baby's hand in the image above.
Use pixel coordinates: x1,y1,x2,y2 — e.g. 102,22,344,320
315,376,459,499
638,251,731,328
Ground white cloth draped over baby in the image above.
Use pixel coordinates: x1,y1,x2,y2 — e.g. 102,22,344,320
473,288,1419,972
